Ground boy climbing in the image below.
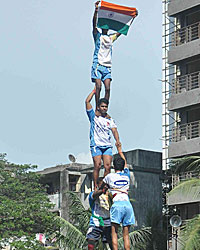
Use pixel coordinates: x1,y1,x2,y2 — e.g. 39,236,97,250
102,147,135,250
86,177,113,250
91,1,121,109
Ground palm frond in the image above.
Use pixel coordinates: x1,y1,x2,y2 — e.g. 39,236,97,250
182,215,200,250
56,216,87,249
171,156,200,174
67,191,91,234
168,179,200,198
118,227,151,249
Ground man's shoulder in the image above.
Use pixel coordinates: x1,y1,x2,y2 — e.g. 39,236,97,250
105,172,116,180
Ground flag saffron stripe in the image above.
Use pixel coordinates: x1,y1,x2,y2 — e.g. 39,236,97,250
100,0,137,17
97,18,129,35
98,9,133,25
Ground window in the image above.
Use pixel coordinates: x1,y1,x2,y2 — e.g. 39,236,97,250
69,175,80,192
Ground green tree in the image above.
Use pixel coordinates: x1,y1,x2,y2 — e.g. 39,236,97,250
57,192,151,250
168,156,200,250
171,155,200,174
181,215,200,250
0,154,59,249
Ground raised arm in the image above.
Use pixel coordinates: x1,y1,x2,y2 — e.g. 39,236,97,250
85,88,96,110
93,1,100,34
111,32,122,43
116,144,128,169
116,32,122,38
92,185,108,199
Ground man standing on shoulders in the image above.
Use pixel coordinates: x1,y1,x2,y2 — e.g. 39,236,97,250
86,177,113,250
91,1,121,109
102,147,135,250
85,88,121,190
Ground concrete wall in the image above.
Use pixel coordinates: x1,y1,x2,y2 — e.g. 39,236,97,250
122,150,163,228
124,149,162,170
168,0,200,16
169,137,200,158
168,88,200,111
129,169,162,228
168,39,200,64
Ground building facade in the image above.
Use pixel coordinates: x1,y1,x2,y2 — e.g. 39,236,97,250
38,149,162,229
162,0,200,249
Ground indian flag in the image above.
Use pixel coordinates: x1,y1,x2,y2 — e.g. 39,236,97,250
97,0,137,35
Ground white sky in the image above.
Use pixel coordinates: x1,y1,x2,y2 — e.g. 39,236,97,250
0,0,162,170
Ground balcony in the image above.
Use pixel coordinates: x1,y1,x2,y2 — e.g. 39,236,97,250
168,22,200,64
172,22,200,46
172,120,200,142
169,120,200,158
172,71,200,94
168,71,200,110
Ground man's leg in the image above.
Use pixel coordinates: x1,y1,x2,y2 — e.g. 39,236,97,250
123,226,131,250
104,78,111,101
88,239,96,250
95,79,102,110
102,154,112,177
102,226,113,250
111,223,119,250
93,155,102,190
103,242,113,250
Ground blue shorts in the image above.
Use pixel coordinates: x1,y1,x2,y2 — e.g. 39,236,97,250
110,201,135,226
91,63,112,83
90,146,113,157
86,226,112,243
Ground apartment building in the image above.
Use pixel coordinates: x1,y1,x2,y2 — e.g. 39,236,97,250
162,0,200,249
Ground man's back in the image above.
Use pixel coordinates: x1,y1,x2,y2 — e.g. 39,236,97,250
103,168,130,202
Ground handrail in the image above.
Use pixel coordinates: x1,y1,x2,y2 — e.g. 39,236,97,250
171,120,200,142
172,71,200,94
172,21,200,46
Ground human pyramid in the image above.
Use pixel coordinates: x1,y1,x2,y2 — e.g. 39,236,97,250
85,1,138,250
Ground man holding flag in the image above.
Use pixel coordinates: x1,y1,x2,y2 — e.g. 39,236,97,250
91,1,137,110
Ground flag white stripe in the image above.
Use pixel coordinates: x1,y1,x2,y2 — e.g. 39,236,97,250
98,9,133,26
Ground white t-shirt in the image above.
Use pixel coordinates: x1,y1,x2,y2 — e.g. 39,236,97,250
103,168,130,202
89,192,111,227
92,29,118,67
87,108,117,147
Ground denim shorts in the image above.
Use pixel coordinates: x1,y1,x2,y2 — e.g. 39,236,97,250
91,63,112,83
86,226,112,242
90,146,113,157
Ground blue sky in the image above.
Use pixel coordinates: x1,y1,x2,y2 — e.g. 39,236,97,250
0,0,162,170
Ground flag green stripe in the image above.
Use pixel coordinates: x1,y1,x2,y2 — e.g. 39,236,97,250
97,18,129,35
